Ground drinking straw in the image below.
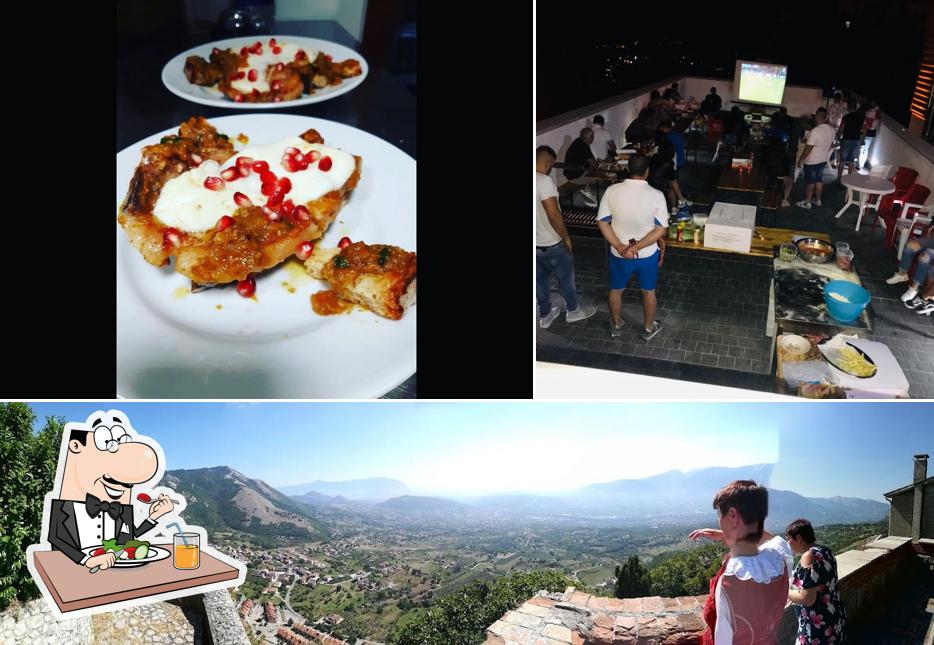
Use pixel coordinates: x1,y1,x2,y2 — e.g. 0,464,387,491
167,522,189,546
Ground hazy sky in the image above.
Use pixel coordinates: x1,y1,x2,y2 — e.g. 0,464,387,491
27,402,931,499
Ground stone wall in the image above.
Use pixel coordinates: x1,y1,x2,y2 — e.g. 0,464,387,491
0,591,248,645
484,588,707,645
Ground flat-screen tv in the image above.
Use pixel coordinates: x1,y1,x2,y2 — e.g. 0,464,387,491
734,60,788,107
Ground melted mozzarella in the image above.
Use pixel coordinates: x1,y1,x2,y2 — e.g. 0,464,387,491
229,42,317,94
153,136,354,233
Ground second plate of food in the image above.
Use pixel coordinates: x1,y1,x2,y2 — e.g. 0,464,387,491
116,114,415,398
162,35,368,108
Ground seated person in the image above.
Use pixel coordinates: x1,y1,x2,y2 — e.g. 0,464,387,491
656,120,686,171
559,128,599,204
700,87,722,115
762,136,794,207
669,81,682,102
722,106,745,147
648,140,688,209
624,108,656,146
886,230,934,314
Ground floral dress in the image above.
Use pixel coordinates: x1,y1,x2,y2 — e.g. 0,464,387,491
791,544,846,644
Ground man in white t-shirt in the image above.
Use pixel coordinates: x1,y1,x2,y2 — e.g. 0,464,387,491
589,115,617,160
536,145,596,329
596,153,668,341
795,111,836,209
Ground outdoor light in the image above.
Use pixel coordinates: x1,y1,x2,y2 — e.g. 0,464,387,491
845,20,850,28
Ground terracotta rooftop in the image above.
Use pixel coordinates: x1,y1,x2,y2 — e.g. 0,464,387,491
484,587,707,645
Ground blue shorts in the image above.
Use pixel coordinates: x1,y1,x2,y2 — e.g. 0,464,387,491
803,162,826,184
839,139,860,163
609,250,660,290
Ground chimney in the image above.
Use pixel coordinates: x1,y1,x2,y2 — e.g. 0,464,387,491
915,454,929,484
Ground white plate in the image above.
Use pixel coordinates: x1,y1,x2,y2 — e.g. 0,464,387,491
83,545,171,568
161,35,368,109
117,114,416,398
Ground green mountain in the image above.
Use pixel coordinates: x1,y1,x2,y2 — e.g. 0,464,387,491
165,466,329,541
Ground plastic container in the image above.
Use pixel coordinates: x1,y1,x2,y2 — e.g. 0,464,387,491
823,280,871,323
835,248,854,271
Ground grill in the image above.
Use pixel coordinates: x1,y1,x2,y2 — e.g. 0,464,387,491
563,206,599,234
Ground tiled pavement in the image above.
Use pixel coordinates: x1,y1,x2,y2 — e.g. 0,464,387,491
537,157,934,397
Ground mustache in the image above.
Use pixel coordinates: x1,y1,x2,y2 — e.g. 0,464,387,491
101,475,133,489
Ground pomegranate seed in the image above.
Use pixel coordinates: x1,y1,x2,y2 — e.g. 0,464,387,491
325,54,332,62
252,160,269,173
233,191,252,206
252,88,260,96
266,190,285,209
238,166,251,177
212,47,220,55
272,46,282,54
190,153,203,166
275,62,284,72
274,97,282,102
338,236,352,250
240,47,248,56
220,167,239,181
259,170,277,184
284,147,300,157
216,215,234,231
248,69,258,82
293,205,311,221
269,38,277,47
296,241,315,260
237,70,246,79
282,156,301,172
280,199,295,215
261,182,276,196
262,206,281,221
318,156,333,171
236,276,256,298
277,177,292,193
254,41,261,49
204,176,225,191
271,80,282,91
297,156,309,170
235,156,253,168
163,228,182,247
295,49,306,61
307,150,321,162
234,94,244,103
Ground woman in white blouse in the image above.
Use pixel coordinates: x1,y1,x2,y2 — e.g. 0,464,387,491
689,480,793,645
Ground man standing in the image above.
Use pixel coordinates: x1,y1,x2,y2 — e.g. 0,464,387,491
795,111,836,209
700,87,722,115
536,146,596,328
590,115,617,160
836,99,865,182
596,153,668,341
560,127,599,206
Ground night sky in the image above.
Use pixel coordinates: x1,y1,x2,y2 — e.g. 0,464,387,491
537,0,927,125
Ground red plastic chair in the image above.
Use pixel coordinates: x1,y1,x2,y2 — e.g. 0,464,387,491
707,118,724,142
868,166,919,216
875,183,930,248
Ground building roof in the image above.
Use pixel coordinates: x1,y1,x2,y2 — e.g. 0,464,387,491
883,476,934,498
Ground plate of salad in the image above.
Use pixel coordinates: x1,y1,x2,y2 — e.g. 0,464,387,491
83,539,171,567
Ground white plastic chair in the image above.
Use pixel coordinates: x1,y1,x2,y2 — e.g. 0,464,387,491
895,202,932,260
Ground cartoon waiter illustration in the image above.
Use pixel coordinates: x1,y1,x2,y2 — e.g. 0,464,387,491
47,410,174,570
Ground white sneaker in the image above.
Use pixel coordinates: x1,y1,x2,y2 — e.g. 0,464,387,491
812,199,822,207
886,272,909,285
678,199,693,206
916,300,934,315
540,306,560,328
566,305,597,323
796,200,812,209
900,286,919,303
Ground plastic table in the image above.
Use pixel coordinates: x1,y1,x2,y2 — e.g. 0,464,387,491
834,173,896,232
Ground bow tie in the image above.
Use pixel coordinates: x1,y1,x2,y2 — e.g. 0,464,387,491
85,494,124,520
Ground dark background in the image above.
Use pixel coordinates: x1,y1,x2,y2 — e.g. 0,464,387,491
538,0,929,125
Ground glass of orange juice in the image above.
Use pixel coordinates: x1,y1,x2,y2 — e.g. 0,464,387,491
173,533,200,569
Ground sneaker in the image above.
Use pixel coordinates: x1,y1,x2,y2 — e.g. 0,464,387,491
796,200,812,209
916,300,934,315
812,199,822,207
641,321,662,341
566,305,597,323
539,306,560,329
904,294,925,309
781,199,791,208
610,320,625,338
900,286,919,303
886,272,909,285
678,199,693,206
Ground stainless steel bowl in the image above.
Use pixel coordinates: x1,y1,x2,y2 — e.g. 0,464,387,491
795,238,834,264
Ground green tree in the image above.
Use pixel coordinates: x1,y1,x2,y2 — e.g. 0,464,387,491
394,569,574,645
0,403,65,609
614,555,651,599
648,543,727,597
